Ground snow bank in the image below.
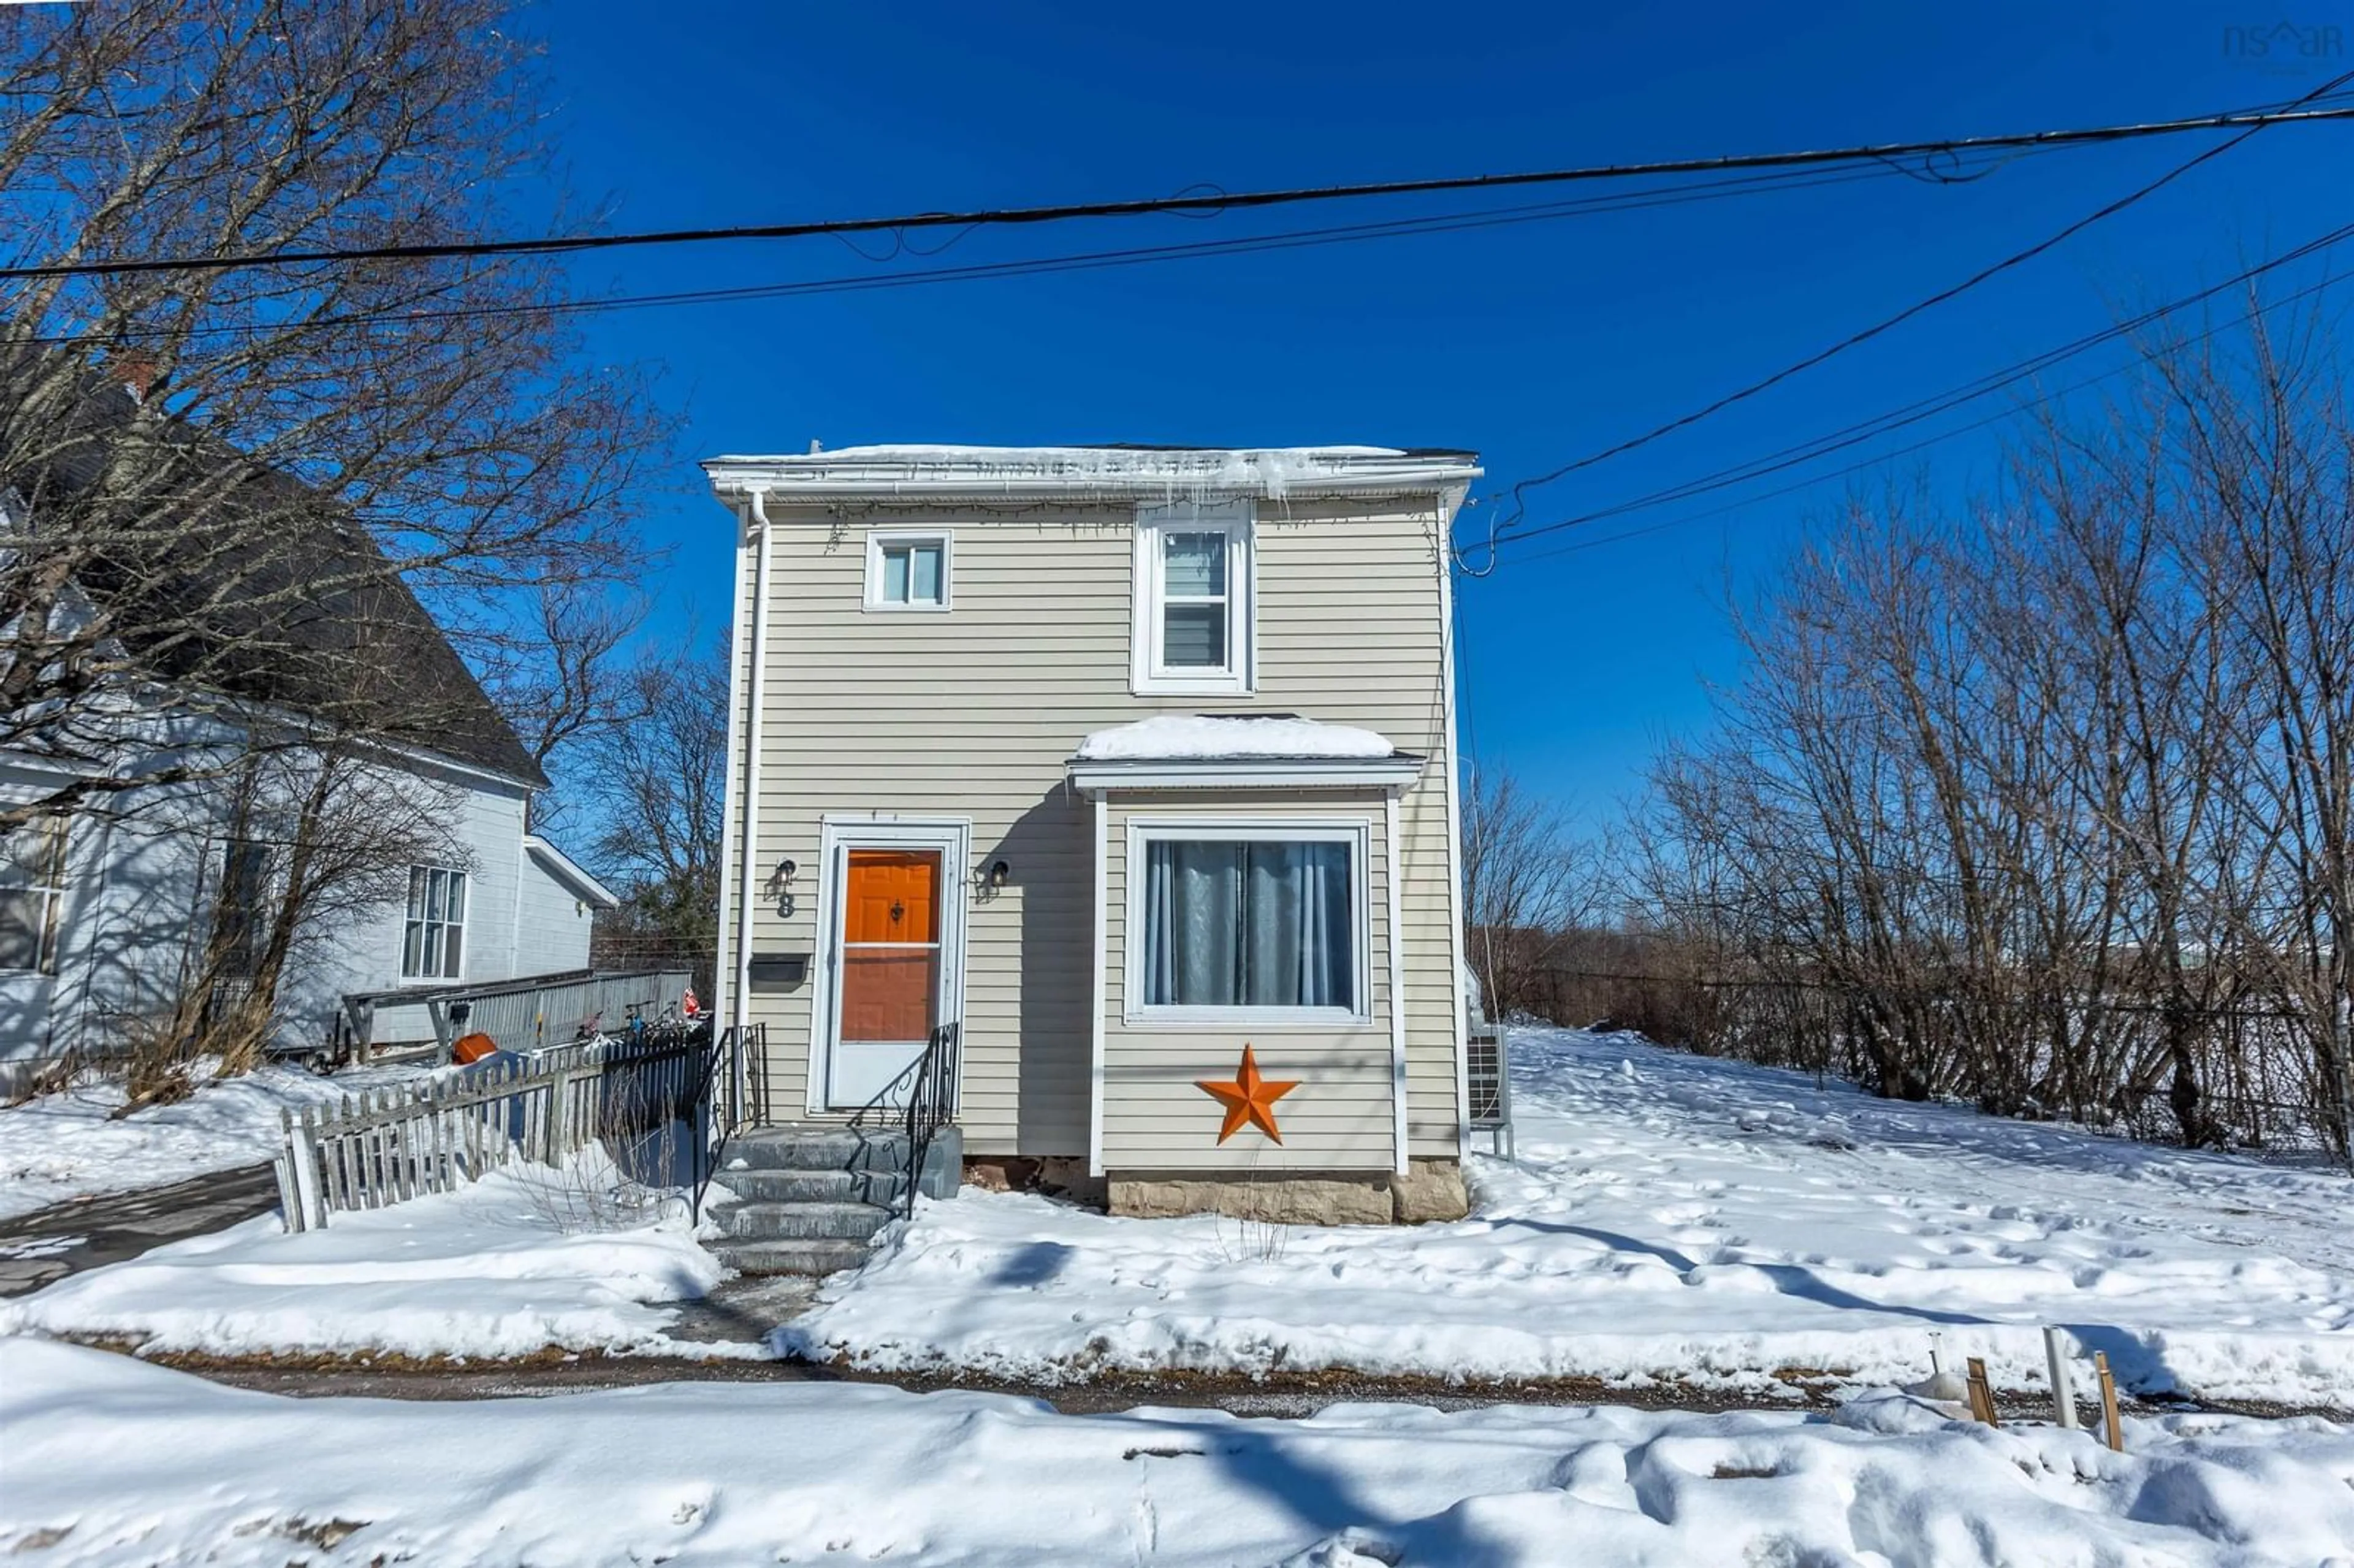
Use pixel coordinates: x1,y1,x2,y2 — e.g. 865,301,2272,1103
1076,714,1396,761
4,1338,2350,1567
0,1151,726,1359
788,1029,2354,1407
0,1060,434,1222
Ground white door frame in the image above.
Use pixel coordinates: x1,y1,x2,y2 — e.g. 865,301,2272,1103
808,814,972,1116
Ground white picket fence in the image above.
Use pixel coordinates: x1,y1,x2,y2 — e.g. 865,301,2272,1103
272,1032,708,1232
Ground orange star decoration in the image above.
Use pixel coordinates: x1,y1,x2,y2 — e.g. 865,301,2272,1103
1195,1045,1300,1145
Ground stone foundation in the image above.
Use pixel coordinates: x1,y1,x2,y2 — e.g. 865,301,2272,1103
1105,1159,1468,1226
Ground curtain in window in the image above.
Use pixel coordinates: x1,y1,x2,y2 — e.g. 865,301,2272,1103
1142,839,1351,1008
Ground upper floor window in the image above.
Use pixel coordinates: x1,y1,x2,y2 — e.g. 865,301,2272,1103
864,531,951,611
1133,503,1254,695
0,813,69,975
402,864,467,980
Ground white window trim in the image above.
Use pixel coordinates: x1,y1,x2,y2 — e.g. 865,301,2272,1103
400,863,470,982
1131,503,1255,695
863,529,954,612
1122,816,1373,1029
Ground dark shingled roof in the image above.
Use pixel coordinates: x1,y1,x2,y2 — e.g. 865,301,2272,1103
16,378,546,789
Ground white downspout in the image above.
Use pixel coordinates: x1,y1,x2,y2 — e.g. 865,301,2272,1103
731,489,774,1046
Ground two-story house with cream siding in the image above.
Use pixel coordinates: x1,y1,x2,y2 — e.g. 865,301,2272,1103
705,445,1479,1225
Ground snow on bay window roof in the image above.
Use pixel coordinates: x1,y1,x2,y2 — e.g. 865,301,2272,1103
1075,714,1401,763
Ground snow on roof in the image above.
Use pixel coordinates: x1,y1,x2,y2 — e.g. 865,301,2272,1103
702,444,1483,502
809,444,1415,461
1075,714,1399,763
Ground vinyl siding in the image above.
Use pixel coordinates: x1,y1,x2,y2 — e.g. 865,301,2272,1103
725,495,1464,1163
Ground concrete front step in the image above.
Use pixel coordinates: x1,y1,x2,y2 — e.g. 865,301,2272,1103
711,1198,894,1243
723,1125,910,1173
709,1238,878,1277
714,1166,909,1206
701,1124,964,1279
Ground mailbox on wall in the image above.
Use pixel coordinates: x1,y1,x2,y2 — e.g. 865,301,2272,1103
747,953,809,991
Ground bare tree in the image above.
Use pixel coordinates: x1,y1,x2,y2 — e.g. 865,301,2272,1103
1614,299,2354,1159
1,0,668,829
1460,762,1607,1021
1,2,672,1069
582,641,728,992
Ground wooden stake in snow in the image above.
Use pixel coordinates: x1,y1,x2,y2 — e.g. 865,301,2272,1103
2043,1326,2079,1430
1965,1357,2000,1427
2095,1352,2125,1452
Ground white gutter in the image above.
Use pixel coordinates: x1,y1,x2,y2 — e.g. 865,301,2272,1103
731,488,775,1041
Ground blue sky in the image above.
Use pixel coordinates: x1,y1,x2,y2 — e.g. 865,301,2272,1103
530,1,2348,818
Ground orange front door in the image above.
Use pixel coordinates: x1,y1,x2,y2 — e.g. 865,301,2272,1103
837,849,942,1050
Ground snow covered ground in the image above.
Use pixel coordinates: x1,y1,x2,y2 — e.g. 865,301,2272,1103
0,1151,726,1359
0,1059,433,1222
787,1028,2354,1407
4,1337,2350,1567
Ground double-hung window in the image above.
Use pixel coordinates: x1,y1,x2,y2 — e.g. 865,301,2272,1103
0,813,69,975
1133,503,1252,693
1128,823,1368,1024
864,531,951,610
402,865,467,980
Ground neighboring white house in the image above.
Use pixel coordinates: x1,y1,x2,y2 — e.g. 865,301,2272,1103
704,444,1479,1222
0,392,617,1094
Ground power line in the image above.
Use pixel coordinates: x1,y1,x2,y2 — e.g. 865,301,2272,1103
1478,228,2354,568
11,153,2045,348
7,100,2354,283
1463,67,2354,568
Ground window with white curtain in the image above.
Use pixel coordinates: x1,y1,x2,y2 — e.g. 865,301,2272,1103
401,865,467,980
864,531,951,609
1132,503,1253,693
1129,824,1366,1022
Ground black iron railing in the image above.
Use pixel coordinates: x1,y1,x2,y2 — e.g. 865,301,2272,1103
691,1021,766,1224
850,1021,961,1218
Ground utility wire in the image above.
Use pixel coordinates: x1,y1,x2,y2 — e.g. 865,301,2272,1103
1480,229,2354,568
1463,66,2354,568
12,153,2043,348
6,100,2354,282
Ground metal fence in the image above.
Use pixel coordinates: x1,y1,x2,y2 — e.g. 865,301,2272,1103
272,1026,711,1231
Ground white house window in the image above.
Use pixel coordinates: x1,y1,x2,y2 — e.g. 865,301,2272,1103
1133,504,1253,694
1129,824,1366,1023
864,531,951,610
0,814,69,975
402,865,467,980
